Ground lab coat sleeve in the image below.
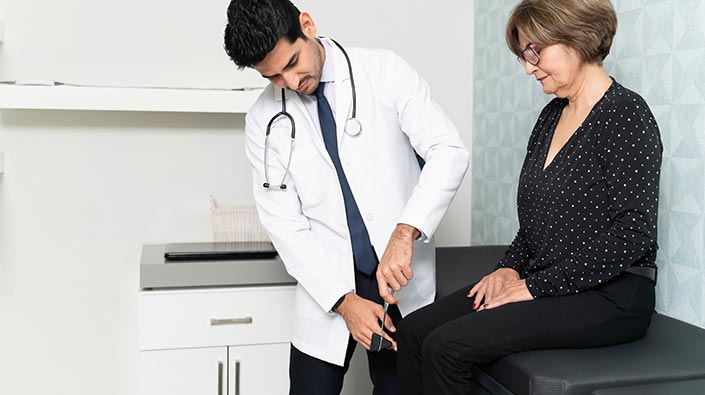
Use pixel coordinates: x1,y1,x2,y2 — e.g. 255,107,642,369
244,105,353,314
381,51,469,240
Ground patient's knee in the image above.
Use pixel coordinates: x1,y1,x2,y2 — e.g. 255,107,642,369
421,327,455,365
397,312,422,349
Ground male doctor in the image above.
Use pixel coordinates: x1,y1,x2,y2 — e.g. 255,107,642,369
224,0,468,393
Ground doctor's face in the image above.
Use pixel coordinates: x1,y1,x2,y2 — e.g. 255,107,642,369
253,13,324,96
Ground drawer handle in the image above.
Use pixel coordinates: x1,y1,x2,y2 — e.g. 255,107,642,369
217,361,223,395
234,359,241,395
209,317,253,326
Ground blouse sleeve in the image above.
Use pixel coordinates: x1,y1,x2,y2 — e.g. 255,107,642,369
494,229,530,273
525,96,663,298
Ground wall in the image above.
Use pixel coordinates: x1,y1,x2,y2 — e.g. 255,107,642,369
472,0,705,328
0,1,474,394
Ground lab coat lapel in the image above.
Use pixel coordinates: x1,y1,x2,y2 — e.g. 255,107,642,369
274,87,334,168
331,44,353,150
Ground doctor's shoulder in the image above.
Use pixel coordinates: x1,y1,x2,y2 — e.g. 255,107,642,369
353,47,427,104
353,47,414,75
244,83,285,135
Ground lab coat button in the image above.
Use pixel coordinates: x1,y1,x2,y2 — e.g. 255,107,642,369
366,213,373,221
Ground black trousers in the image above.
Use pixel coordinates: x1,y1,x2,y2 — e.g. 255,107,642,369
289,268,402,395
396,273,655,395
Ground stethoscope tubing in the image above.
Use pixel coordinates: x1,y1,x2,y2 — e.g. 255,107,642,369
263,38,359,190
263,108,295,189
330,38,357,122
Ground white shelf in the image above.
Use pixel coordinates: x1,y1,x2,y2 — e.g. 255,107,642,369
0,84,263,113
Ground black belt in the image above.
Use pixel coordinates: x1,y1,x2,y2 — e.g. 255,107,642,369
625,266,657,284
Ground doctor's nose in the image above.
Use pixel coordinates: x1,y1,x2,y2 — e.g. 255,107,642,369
280,73,299,91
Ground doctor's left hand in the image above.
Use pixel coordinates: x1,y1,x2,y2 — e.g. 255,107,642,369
336,293,397,351
377,223,421,305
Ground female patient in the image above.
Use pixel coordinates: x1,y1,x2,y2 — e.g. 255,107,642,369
396,0,663,393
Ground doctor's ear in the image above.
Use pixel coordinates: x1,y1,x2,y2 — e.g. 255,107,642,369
299,12,317,38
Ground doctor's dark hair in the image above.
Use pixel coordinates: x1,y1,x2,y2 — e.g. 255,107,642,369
506,0,617,65
224,0,306,68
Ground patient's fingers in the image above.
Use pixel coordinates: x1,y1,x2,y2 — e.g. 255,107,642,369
485,281,497,303
469,281,487,309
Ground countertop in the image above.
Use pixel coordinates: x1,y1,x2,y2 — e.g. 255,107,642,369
140,244,296,290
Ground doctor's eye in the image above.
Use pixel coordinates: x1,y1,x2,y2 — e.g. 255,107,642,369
267,75,284,85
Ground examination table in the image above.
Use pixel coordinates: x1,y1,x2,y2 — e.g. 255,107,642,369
434,246,705,395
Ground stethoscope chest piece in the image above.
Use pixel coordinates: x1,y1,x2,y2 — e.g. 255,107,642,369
344,118,362,137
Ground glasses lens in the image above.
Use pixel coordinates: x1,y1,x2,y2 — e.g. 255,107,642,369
522,46,539,65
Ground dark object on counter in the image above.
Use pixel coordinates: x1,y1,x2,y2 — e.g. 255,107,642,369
164,241,277,261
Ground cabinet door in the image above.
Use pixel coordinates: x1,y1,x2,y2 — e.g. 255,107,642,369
228,343,290,395
141,347,227,395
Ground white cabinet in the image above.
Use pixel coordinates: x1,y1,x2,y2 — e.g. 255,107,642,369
140,343,290,395
141,347,228,395
228,343,290,395
139,286,295,395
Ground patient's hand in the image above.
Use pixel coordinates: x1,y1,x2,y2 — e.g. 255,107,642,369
475,278,532,311
467,268,520,310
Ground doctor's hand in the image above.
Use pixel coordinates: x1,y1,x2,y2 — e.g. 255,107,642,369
336,293,397,351
376,223,421,305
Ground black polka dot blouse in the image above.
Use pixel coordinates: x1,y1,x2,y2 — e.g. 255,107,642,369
495,80,663,299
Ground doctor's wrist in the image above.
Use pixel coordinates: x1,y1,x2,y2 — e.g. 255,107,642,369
333,292,354,314
395,223,421,241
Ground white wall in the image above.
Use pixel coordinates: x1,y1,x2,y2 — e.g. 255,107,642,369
0,1,473,394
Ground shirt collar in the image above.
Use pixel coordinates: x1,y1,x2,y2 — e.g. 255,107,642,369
318,38,335,83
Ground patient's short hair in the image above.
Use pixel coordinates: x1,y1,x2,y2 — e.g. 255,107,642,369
506,0,618,64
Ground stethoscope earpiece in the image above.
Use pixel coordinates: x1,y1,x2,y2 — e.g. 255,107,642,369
262,182,287,190
262,38,359,190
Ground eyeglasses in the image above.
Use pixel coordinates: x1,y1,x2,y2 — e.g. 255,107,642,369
517,44,540,66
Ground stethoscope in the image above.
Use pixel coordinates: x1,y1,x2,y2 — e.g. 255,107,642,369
263,38,361,190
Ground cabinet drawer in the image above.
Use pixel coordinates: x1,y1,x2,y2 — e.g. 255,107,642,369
140,286,296,350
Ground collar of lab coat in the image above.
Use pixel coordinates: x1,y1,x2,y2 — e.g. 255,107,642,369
272,37,351,102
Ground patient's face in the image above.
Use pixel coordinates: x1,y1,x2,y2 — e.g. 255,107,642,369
518,30,584,98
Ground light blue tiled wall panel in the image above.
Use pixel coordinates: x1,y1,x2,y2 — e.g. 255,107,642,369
472,0,705,328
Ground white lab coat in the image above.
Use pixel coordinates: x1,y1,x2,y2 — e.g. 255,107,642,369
245,39,469,366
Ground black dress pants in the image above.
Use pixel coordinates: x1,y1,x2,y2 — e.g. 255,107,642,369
396,273,655,395
289,268,402,395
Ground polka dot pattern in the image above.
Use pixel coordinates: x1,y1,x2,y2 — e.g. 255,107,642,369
495,81,663,299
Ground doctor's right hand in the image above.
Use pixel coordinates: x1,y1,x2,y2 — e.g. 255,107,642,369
376,223,421,305
336,293,397,351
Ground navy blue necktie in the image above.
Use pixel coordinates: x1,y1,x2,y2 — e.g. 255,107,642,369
314,82,377,275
